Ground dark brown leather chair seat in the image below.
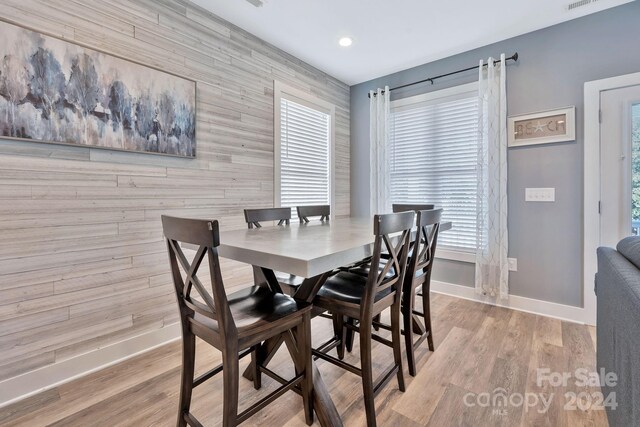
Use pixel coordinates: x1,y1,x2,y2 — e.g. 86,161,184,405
193,286,311,333
347,263,396,279
316,271,393,305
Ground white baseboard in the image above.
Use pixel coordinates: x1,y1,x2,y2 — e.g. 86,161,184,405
0,323,181,409
431,280,589,324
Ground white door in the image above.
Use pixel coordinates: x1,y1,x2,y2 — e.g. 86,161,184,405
600,85,640,248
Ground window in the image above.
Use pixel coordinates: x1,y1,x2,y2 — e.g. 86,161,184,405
274,82,335,217
389,82,479,254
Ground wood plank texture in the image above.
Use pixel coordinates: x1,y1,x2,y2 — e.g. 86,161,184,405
0,0,350,382
0,294,607,426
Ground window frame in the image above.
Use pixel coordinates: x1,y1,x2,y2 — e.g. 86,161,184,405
390,82,479,263
273,81,336,217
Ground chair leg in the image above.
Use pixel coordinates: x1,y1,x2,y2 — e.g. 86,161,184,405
345,317,355,353
404,297,418,377
222,340,240,427
332,313,346,360
359,320,377,427
299,312,314,425
372,313,381,331
421,286,435,351
251,345,261,390
177,330,196,427
391,303,406,391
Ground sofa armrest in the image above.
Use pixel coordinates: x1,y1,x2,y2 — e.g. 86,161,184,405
596,247,640,427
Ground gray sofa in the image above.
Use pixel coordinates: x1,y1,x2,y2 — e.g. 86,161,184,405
596,236,640,427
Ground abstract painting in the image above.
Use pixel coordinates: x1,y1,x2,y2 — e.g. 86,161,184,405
0,20,196,157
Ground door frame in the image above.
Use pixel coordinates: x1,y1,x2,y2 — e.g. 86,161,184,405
584,72,640,325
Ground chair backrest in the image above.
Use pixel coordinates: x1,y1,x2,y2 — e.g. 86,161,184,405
244,207,291,229
403,209,442,303
361,211,415,316
297,205,330,223
392,203,435,213
161,215,236,337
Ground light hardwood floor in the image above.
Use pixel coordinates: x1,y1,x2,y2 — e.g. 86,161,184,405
0,294,607,427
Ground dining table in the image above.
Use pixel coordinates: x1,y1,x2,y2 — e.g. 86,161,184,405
218,217,452,427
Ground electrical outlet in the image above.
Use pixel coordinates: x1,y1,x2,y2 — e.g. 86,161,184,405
525,188,555,202
508,258,517,272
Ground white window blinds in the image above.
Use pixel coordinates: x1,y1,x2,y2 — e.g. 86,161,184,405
389,87,479,251
279,97,331,211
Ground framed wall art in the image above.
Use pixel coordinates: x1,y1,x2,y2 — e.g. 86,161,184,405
508,106,575,147
0,20,196,158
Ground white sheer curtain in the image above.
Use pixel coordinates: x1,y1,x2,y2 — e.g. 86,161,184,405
369,86,391,215
475,54,509,299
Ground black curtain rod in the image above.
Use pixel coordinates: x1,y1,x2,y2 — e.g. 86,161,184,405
368,52,518,98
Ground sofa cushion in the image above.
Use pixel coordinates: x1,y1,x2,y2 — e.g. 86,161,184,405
616,236,640,270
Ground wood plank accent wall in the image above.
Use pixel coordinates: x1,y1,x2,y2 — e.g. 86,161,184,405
0,0,350,383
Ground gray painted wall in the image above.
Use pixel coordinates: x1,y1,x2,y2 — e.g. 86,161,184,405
350,2,640,307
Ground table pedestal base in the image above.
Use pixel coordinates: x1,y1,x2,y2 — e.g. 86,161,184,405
243,267,342,427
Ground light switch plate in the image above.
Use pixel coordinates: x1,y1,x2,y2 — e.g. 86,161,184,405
525,188,555,202
508,257,517,272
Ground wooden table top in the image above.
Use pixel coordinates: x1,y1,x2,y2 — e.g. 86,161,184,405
219,217,452,278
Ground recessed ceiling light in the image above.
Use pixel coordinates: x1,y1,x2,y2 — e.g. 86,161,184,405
338,37,353,47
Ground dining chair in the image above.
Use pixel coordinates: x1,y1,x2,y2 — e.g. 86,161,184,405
297,205,330,223
345,204,438,352
373,203,434,330
162,215,314,427
404,208,441,375
344,204,434,332
244,207,291,229
312,211,414,427
243,207,302,295
371,208,442,376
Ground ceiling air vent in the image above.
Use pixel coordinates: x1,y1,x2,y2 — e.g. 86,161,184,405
567,0,599,10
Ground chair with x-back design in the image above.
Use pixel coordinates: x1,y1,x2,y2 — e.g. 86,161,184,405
365,208,442,376
244,207,291,229
296,205,330,223
162,215,313,427
311,211,414,427
401,208,441,375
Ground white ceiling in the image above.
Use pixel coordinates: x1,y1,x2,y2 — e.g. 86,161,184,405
192,0,633,85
